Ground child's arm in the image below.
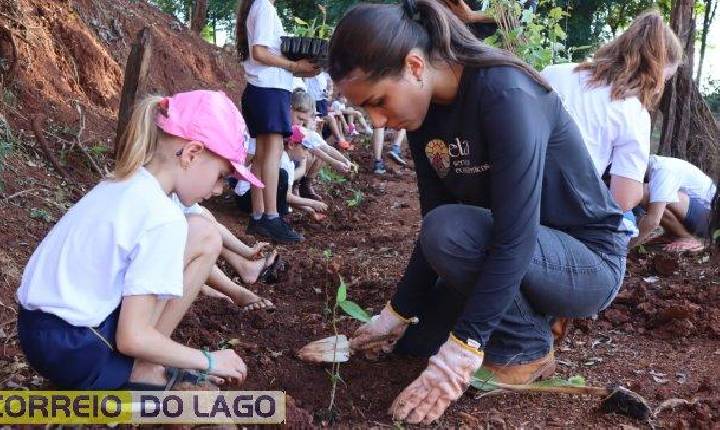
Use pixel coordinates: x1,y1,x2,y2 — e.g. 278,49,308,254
318,144,352,166
287,190,328,212
294,156,308,181
630,202,666,247
117,296,247,382
198,207,268,259
310,147,349,172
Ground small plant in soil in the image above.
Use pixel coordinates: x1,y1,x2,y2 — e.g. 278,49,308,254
29,208,52,223
0,115,16,192
318,278,372,424
318,165,346,184
346,190,364,208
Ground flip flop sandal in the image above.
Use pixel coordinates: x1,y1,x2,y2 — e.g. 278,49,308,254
258,255,284,284
664,241,705,253
120,367,205,391
241,298,275,312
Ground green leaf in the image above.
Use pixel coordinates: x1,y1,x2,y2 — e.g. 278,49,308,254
336,279,347,304
338,300,371,323
471,367,498,391
293,16,307,25
713,229,720,240
531,375,586,388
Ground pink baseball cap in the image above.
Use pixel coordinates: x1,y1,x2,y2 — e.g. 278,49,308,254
155,90,263,188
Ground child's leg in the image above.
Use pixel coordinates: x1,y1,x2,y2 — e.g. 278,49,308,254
129,215,222,384
324,114,346,142
299,152,323,200
206,265,273,310
250,140,266,218
373,127,385,161
306,152,324,179
221,247,278,284
257,134,284,216
661,192,692,239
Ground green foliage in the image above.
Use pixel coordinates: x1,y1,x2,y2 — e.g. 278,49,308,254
483,0,574,70
323,248,333,260
318,165,347,184
29,208,52,223
471,368,587,392
345,190,364,207
705,80,720,114
336,278,371,323
0,116,16,193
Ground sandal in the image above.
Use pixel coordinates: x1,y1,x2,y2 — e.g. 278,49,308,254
121,367,208,391
257,254,285,284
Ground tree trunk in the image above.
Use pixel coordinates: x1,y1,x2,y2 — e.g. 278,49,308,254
191,0,208,34
659,0,720,177
696,0,715,82
114,27,152,159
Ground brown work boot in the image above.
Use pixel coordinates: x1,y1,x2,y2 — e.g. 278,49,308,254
481,349,556,385
299,177,321,200
551,317,572,343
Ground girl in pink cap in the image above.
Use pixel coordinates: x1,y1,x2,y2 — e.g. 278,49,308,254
16,90,254,390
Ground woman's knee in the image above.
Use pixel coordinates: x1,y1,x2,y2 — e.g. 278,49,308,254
420,205,493,265
185,215,222,262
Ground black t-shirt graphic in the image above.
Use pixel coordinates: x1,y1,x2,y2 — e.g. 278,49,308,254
391,66,627,347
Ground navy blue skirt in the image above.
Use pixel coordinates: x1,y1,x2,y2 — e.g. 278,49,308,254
241,84,292,138
18,306,134,389
315,100,329,117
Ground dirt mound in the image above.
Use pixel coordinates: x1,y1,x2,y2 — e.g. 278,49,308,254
593,251,720,340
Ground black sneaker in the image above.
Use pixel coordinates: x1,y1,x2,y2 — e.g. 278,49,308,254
246,216,270,237
263,216,304,243
373,159,386,175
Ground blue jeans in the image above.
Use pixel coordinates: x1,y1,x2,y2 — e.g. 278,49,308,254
395,205,627,365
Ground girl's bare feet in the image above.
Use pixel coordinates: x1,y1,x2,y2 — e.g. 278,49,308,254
202,283,274,312
222,249,278,284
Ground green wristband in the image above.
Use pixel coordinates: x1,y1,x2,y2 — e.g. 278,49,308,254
201,349,214,373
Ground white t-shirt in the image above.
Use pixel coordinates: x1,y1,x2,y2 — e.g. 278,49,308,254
292,77,307,92
306,72,329,101
17,168,187,327
331,100,347,113
242,0,293,90
170,193,204,216
648,155,717,208
235,151,294,196
542,63,651,182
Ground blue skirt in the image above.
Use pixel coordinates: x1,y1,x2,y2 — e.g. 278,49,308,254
17,306,134,389
241,84,292,138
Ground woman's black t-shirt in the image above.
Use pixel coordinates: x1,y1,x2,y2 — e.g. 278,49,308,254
390,66,627,347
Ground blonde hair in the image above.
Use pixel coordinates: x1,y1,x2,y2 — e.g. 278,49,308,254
112,95,165,180
575,10,683,110
291,89,316,114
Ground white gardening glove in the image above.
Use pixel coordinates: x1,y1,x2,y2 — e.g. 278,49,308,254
389,335,484,425
349,302,416,360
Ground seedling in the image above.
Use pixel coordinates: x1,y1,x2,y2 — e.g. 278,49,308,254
346,190,364,208
29,208,52,223
0,115,16,192
318,166,347,184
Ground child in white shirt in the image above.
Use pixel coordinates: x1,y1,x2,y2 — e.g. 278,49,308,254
632,155,716,252
17,90,256,390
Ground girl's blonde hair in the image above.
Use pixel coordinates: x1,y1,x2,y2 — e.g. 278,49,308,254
112,95,165,180
575,10,683,110
291,89,316,114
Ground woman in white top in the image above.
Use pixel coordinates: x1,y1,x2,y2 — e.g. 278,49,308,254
542,11,683,212
236,0,319,243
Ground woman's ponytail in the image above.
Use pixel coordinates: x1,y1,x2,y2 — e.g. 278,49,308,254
111,95,164,181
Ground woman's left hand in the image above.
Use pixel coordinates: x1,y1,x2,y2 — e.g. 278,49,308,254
389,336,484,424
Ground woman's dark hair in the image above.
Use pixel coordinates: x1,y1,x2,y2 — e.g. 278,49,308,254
236,0,256,60
328,0,549,90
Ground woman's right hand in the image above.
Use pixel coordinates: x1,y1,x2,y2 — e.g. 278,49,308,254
350,303,413,360
311,200,328,212
292,59,321,77
209,349,248,385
